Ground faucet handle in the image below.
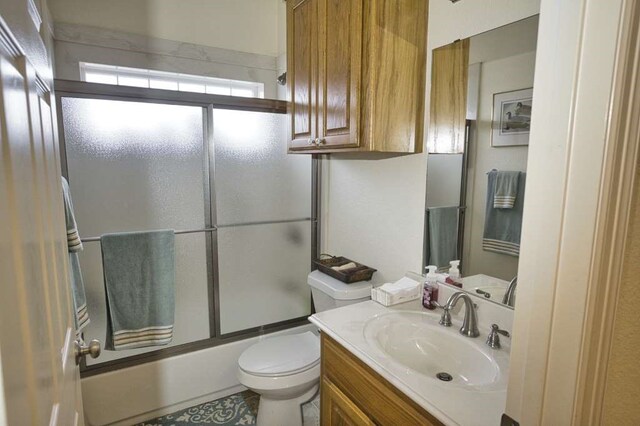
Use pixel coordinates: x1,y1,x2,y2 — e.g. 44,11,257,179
437,304,452,327
431,301,452,326
486,324,510,349
491,324,510,336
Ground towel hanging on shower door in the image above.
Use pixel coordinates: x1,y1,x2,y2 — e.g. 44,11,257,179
100,230,176,350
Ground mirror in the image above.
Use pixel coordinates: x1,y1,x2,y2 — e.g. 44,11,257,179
424,16,539,309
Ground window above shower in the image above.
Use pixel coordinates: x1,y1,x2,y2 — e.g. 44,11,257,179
79,62,266,98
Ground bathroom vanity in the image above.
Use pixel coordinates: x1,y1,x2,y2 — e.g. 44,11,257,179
310,291,513,426
321,333,441,425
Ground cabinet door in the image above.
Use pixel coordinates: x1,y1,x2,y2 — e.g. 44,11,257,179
317,0,362,148
288,0,317,150
428,39,469,153
321,377,375,426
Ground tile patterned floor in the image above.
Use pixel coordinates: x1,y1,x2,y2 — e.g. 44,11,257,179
136,390,320,426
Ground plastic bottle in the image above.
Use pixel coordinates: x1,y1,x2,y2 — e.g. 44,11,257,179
422,265,439,310
448,260,461,279
445,260,463,288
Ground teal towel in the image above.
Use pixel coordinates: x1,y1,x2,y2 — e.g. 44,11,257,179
483,171,526,256
428,206,459,268
61,177,89,334
494,171,520,209
101,230,175,351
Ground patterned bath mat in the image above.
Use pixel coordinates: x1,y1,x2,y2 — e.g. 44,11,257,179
136,390,259,425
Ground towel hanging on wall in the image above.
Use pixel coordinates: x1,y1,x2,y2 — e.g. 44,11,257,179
482,170,526,256
493,171,520,209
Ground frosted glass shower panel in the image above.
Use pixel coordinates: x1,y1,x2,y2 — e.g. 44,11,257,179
218,222,312,334
60,97,210,363
61,98,206,235
212,109,311,224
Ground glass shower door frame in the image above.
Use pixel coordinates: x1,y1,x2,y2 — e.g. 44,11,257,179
54,80,320,376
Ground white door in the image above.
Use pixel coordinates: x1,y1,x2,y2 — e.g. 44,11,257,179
0,21,90,426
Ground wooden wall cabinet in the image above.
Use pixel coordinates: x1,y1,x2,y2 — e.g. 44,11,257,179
320,333,443,426
287,0,428,154
428,39,470,153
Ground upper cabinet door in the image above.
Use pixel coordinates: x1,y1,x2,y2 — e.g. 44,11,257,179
317,0,362,148
288,0,317,150
428,39,470,154
287,0,426,154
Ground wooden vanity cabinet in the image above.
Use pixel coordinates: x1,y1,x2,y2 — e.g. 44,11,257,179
287,0,428,154
320,333,443,426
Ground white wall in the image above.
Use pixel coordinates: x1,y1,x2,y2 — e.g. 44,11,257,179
49,0,281,57
463,51,534,281
276,0,287,100
321,154,429,283
321,0,540,284
49,0,284,98
53,23,281,98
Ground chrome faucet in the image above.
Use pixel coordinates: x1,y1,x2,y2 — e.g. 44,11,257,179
502,276,517,307
438,292,480,338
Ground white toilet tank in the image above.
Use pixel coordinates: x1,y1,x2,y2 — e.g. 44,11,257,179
307,270,372,312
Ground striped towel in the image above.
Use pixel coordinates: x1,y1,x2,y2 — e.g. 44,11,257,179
493,171,520,209
61,177,89,333
101,230,175,350
483,171,526,256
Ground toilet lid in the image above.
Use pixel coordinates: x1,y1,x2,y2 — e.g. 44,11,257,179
238,332,320,377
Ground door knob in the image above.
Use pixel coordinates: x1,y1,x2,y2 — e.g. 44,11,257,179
74,339,101,365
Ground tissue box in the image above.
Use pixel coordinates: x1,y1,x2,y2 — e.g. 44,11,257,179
371,276,421,306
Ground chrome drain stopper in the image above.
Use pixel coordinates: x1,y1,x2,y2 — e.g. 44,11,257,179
436,372,453,382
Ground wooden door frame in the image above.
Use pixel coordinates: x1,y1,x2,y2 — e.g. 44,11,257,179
505,0,640,424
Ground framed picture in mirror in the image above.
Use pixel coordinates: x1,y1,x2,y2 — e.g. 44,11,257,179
491,88,533,147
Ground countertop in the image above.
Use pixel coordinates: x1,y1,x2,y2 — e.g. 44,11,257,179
309,298,510,426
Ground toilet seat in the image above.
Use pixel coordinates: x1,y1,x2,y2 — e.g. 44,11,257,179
238,331,320,377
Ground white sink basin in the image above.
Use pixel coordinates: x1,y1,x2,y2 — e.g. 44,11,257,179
363,311,509,391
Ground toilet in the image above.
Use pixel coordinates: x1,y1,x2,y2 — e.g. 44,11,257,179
237,270,372,426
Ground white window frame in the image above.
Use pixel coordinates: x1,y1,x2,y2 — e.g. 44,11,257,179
79,62,265,99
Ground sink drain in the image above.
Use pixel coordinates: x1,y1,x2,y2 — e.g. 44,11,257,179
436,372,453,382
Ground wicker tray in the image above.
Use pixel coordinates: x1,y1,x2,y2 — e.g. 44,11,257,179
314,255,376,284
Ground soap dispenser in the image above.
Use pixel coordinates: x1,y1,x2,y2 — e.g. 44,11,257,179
446,260,463,288
422,265,439,310
449,260,461,279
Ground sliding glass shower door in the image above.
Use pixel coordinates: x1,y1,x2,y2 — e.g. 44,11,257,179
211,109,311,334
61,98,211,365
58,87,313,371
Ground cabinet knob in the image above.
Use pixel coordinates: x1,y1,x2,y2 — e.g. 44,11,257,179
319,138,326,145
308,138,314,145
